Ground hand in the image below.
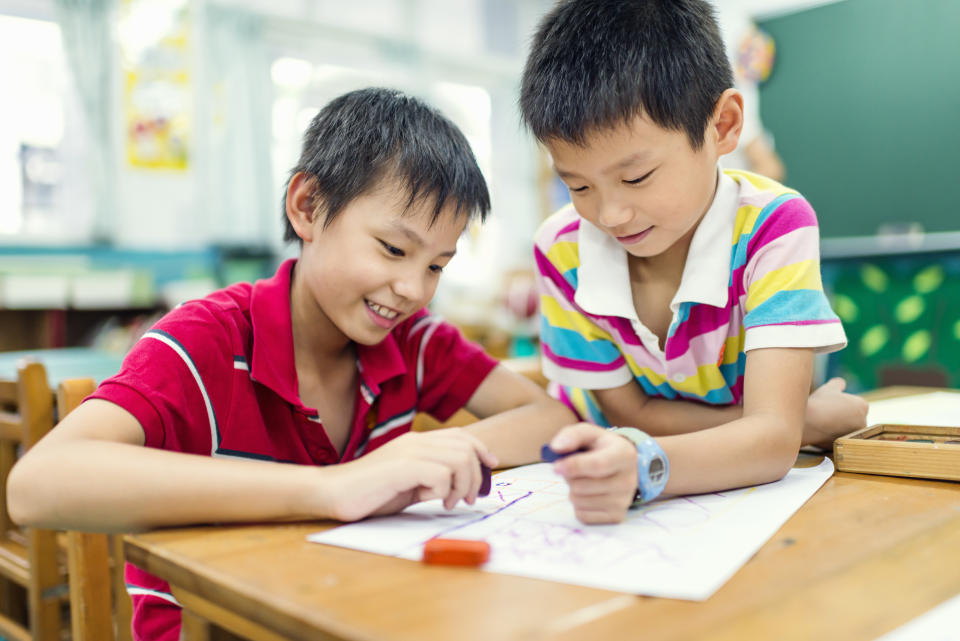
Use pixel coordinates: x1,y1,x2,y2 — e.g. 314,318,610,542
804,378,869,449
320,428,498,522
548,423,638,524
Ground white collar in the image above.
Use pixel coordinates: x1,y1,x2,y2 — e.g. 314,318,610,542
574,168,739,319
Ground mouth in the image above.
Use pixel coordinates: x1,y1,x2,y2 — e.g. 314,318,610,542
364,299,401,328
616,226,654,245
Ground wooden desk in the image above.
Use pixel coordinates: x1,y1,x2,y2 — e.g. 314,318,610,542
124,388,960,641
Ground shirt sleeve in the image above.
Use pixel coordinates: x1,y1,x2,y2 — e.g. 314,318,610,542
741,196,847,354
408,312,498,422
87,301,236,454
533,216,633,390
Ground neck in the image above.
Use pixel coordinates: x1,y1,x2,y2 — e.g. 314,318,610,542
627,228,695,285
289,263,354,372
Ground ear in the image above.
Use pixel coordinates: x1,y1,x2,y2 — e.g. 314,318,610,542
285,172,320,243
711,88,744,156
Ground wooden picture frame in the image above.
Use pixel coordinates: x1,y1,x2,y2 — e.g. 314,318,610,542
834,424,960,481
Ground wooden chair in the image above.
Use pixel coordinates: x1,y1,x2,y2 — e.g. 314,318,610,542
57,378,133,641
0,361,66,641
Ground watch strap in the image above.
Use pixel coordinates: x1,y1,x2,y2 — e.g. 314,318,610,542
610,427,669,506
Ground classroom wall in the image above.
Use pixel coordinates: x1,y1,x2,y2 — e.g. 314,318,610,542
758,0,960,238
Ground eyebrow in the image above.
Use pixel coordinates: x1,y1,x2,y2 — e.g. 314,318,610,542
554,152,651,180
388,221,457,258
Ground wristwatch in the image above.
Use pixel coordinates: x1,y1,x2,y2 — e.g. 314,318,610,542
610,427,669,506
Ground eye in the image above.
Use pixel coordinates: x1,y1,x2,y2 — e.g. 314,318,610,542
623,169,655,185
379,240,404,257
429,264,444,274
568,184,589,193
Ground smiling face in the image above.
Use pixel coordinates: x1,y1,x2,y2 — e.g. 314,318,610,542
289,175,465,347
546,92,742,263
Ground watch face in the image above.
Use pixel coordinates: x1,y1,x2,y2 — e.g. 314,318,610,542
648,457,666,484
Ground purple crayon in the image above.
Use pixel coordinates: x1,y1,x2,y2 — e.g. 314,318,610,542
540,444,589,462
479,464,492,497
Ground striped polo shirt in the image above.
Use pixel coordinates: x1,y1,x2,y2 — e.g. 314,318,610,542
534,169,846,424
89,258,497,641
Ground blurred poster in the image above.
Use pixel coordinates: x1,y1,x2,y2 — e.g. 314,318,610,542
119,0,192,170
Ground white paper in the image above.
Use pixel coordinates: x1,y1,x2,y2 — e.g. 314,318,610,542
309,458,833,601
872,592,960,641
866,391,960,428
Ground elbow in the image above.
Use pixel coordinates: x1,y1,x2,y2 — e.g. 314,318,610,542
7,459,42,527
762,417,804,483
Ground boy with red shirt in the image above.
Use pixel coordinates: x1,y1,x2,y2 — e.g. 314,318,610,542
9,88,574,640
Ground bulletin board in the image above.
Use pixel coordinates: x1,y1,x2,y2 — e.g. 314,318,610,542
758,0,960,238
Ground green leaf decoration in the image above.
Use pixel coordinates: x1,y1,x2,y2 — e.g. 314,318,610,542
832,294,859,323
894,295,925,324
902,330,931,363
859,325,889,357
954,319,960,341
913,265,944,294
860,264,888,293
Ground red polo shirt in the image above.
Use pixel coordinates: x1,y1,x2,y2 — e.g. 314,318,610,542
89,258,497,641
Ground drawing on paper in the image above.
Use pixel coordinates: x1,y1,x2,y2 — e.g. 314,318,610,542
310,458,833,600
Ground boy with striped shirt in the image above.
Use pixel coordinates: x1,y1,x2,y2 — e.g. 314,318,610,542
521,0,868,524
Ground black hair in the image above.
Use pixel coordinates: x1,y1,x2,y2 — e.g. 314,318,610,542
520,0,733,149
283,87,490,243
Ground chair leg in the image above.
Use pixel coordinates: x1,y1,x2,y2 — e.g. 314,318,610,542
27,528,62,641
68,531,115,641
111,534,134,641
180,610,212,641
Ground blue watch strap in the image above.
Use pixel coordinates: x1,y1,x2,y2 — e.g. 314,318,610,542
610,427,670,505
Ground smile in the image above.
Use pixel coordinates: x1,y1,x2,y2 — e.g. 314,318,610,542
616,227,654,245
365,300,399,319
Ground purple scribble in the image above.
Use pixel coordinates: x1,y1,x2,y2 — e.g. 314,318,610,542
682,496,711,513
428,491,533,540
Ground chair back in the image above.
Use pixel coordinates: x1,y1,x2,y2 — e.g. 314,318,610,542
0,360,63,641
57,378,133,641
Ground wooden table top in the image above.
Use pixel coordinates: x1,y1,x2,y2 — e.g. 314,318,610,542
124,388,960,641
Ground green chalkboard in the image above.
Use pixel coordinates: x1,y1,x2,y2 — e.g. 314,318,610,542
757,0,960,238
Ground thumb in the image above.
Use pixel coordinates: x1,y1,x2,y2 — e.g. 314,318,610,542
550,423,605,453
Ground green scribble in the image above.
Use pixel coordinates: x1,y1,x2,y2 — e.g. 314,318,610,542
902,330,931,362
913,265,944,294
860,264,888,293
832,294,859,323
860,325,889,357
894,295,925,324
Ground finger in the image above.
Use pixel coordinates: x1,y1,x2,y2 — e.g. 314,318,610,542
568,473,636,498
444,448,478,510
433,429,499,470
550,422,605,454
573,505,630,525
557,441,635,480
821,377,846,392
410,462,454,504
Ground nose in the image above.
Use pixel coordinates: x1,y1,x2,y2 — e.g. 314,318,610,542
596,195,634,229
391,266,429,303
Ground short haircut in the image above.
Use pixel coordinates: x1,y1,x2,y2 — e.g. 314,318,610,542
283,87,490,243
520,0,733,149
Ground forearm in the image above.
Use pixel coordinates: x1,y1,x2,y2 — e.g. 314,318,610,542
8,440,323,532
658,412,802,496
464,398,576,468
605,396,744,436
